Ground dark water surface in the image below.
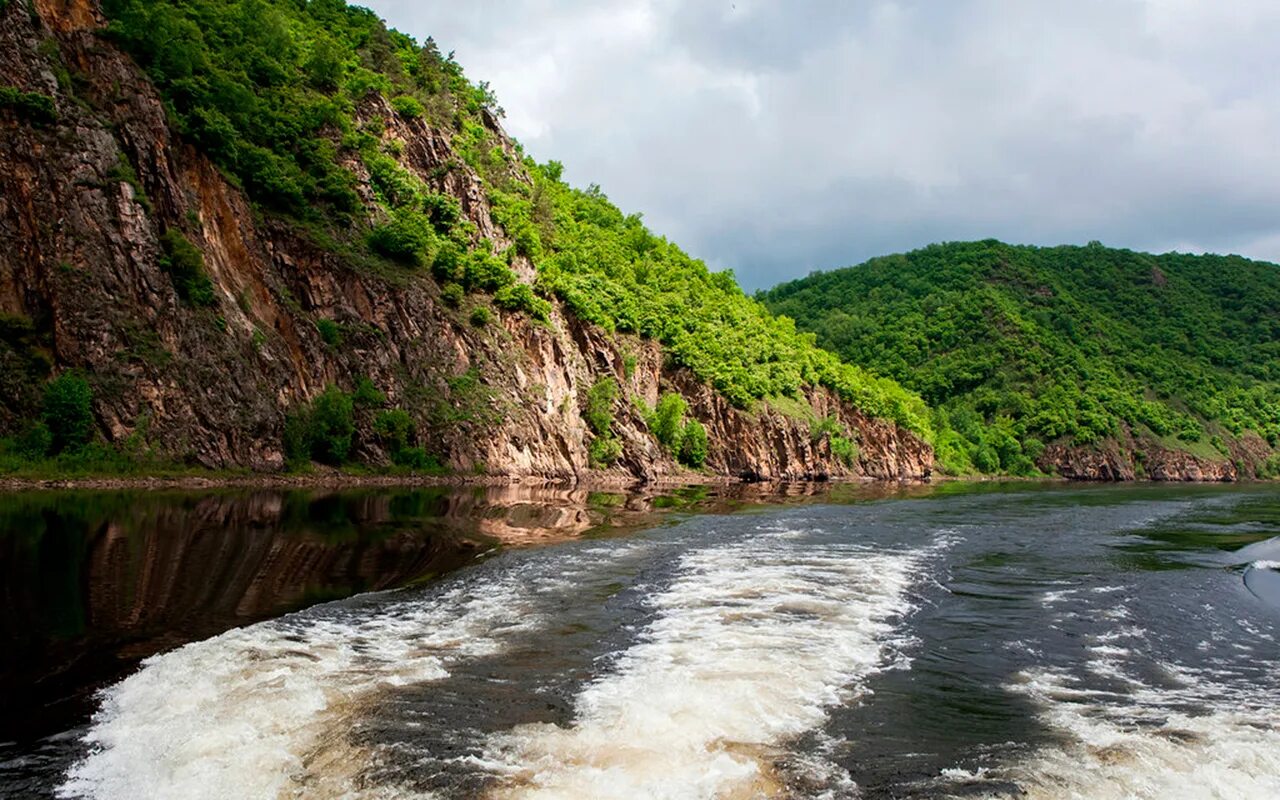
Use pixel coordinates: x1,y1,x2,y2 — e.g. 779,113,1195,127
2,482,1278,798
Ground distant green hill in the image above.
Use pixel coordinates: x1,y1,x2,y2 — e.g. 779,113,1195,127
762,240,1280,476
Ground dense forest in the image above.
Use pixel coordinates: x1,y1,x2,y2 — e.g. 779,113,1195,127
97,0,929,430
762,240,1280,476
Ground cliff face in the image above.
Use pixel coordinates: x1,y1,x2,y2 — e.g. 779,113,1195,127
0,1,933,482
1040,427,1275,483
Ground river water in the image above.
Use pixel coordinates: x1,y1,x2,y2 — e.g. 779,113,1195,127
2,482,1277,798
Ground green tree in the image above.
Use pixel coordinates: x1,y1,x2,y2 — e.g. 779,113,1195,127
43,374,94,453
678,419,708,468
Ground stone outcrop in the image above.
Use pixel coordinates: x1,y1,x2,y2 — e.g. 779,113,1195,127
0,1,932,482
1040,430,1250,483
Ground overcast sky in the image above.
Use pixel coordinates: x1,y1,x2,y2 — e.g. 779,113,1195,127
364,0,1280,289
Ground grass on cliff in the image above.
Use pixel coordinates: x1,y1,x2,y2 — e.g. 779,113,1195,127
761,240,1280,474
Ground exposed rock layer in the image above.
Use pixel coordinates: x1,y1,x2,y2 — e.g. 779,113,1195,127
0,1,932,482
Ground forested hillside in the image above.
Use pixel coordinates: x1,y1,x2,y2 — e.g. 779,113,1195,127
0,0,931,481
763,241,1280,478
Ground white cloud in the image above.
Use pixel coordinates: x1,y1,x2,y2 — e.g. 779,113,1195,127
364,0,1280,287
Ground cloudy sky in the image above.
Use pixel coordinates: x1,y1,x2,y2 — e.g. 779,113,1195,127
365,0,1280,289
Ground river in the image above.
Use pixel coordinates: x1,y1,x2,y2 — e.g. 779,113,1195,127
1,482,1277,798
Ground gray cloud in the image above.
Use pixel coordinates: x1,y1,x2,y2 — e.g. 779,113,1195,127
364,0,1280,288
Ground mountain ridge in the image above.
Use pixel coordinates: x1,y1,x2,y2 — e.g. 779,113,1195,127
762,239,1280,480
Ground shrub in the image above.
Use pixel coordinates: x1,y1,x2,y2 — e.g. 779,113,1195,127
353,376,386,407
316,318,342,347
158,230,216,307
589,435,622,467
16,422,53,459
423,193,462,232
392,446,439,470
282,411,313,470
373,408,414,451
431,241,464,283
469,306,491,327
307,385,354,465
584,377,617,436
462,250,517,291
810,414,841,441
678,419,708,468
830,435,858,467
649,392,687,450
441,282,464,308
368,213,434,265
494,282,551,320
0,86,57,126
43,373,94,453
390,94,424,118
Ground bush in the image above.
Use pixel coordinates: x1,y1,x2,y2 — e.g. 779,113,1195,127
368,213,434,265
391,446,439,470
307,385,354,465
441,282,464,308
830,435,858,467
463,250,517,291
390,94,424,118
0,86,57,126
43,373,94,453
584,377,617,436
316,318,342,347
353,376,386,407
373,408,414,452
678,419,708,468
423,193,462,232
649,392,687,451
589,435,622,467
469,306,491,327
431,241,464,283
158,230,216,307
494,283,550,320
16,422,53,459
810,414,840,441
283,411,311,469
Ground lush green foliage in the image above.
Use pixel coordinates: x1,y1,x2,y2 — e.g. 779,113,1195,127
316,318,343,347
583,378,623,467
285,384,354,466
588,435,622,467
100,0,491,217
763,240,1280,473
648,393,687,450
830,435,858,467
678,419,708,468
486,170,931,435
42,374,94,454
584,378,618,437
0,85,58,126
100,0,929,441
158,230,216,307
372,407,436,468
643,392,710,468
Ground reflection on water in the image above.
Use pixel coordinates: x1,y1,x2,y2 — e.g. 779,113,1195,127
12,480,1275,799
0,481,915,763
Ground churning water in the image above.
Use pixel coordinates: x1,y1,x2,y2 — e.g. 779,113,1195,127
11,483,1280,798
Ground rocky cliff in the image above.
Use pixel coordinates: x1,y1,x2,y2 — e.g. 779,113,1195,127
0,0,933,482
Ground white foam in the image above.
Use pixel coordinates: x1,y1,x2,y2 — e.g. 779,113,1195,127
1250,560,1280,570
60,544,649,800
479,530,943,799
992,645,1280,800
